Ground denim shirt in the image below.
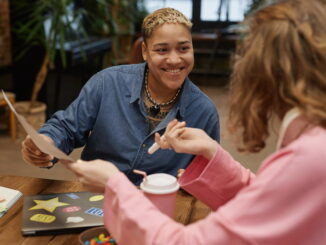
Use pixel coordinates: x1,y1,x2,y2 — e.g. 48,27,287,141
39,63,220,184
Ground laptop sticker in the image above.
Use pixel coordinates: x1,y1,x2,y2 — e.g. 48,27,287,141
29,197,69,213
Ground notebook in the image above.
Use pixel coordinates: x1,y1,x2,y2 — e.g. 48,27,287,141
0,186,23,218
21,192,104,236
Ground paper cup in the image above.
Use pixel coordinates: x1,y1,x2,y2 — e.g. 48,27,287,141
140,173,179,218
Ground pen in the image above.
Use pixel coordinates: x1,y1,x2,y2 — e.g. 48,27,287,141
148,135,165,154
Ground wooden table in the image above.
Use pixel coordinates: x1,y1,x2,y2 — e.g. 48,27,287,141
0,175,211,244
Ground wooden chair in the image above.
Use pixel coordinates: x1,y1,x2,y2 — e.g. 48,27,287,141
127,36,144,64
0,92,16,140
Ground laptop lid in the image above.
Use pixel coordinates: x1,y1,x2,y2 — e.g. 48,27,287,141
21,192,104,236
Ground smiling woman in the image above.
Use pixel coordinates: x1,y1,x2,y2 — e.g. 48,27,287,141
142,23,193,111
20,7,220,185
141,8,196,129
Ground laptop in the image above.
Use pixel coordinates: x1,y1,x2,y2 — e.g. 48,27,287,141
21,192,104,236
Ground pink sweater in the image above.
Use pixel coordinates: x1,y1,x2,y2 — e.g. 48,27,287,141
104,127,326,245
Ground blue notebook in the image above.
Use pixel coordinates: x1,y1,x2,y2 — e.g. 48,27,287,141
21,192,104,236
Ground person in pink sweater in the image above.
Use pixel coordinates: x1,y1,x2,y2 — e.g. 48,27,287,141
63,0,326,244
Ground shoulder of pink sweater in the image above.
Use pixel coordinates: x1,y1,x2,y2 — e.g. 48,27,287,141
258,126,326,180
288,127,326,174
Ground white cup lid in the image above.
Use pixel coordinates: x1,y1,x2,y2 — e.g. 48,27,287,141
140,173,180,194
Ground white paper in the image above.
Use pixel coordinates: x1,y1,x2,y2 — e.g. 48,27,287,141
1,90,74,161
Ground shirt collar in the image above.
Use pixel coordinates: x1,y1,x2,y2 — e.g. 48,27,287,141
276,107,301,150
176,77,192,118
129,63,147,104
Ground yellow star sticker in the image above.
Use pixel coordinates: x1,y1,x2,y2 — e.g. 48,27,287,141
29,197,69,213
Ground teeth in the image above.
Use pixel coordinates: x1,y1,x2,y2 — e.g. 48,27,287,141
166,69,181,73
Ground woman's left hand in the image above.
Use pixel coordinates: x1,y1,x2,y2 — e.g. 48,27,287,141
62,159,119,193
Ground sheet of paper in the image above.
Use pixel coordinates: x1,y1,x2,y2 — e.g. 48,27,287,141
2,90,74,161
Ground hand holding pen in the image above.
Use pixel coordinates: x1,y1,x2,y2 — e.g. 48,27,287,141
148,135,166,154
148,119,218,160
148,120,186,154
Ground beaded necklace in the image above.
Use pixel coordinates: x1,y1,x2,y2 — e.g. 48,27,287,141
144,69,181,116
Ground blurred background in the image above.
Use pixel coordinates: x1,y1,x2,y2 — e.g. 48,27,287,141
0,0,278,180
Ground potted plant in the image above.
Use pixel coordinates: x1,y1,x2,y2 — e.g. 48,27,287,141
11,0,136,139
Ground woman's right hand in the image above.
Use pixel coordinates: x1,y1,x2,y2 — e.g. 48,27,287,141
21,134,54,167
62,159,119,193
155,119,218,160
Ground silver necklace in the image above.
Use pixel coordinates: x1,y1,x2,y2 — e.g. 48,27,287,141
144,69,181,116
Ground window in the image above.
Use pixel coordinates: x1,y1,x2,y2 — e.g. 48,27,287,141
143,0,192,19
201,0,252,22
142,0,254,32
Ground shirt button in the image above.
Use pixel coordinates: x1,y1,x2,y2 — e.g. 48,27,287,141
142,144,146,148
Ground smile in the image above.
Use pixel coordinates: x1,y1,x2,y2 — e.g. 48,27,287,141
163,68,183,73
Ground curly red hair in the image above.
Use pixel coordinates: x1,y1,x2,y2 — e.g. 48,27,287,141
228,0,326,152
